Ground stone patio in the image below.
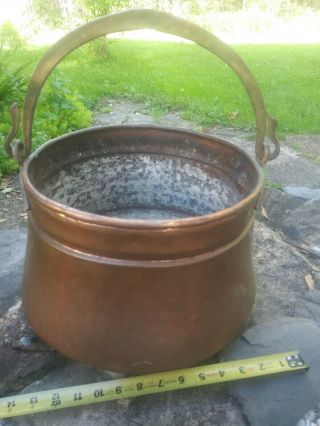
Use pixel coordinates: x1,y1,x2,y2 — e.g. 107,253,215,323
0,99,320,426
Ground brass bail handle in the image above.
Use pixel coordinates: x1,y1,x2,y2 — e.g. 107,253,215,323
5,9,280,166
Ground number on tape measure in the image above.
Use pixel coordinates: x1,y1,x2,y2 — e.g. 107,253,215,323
0,351,307,419
94,389,104,398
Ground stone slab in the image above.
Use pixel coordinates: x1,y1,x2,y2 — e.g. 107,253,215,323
251,221,314,323
0,301,66,397
284,187,320,201
264,147,320,190
281,199,320,248
0,230,27,318
221,317,320,426
295,290,320,326
93,99,320,193
259,188,306,229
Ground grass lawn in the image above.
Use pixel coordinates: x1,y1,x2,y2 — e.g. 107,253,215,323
60,40,320,134
1,40,319,175
10,39,320,134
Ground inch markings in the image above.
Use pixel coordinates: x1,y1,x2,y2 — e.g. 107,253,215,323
0,352,307,419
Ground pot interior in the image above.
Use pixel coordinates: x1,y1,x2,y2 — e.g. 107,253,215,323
26,126,261,220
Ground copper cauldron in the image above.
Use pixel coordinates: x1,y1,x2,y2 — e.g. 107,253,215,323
5,10,280,374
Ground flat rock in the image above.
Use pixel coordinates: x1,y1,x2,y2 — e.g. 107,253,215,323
295,290,320,326
281,199,320,248
284,186,320,201
0,224,67,400
92,99,320,193
206,127,255,158
251,220,314,322
159,112,198,130
206,128,320,191
126,113,156,124
5,362,246,426
263,146,320,189
0,229,27,318
0,301,66,397
296,402,320,426
259,188,306,229
285,135,320,164
221,317,320,426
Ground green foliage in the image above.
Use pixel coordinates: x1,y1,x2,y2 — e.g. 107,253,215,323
32,74,92,147
29,0,129,58
29,0,66,30
0,21,26,50
59,40,319,134
0,22,28,115
5,40,319,137
74,0,129,20
1,40,320,176
0,70,92,176
29,0,130,29
0,108,21,178
264,180,285,192
0,63,27,116
0,21,98,178
0,24,28,177
81,38,109,60
0,144,19,177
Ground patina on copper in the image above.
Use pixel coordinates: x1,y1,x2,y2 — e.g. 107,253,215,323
5,9,279,374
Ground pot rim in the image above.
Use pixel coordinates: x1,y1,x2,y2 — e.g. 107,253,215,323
22,124,264,230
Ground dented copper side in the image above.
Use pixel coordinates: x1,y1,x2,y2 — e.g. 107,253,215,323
5,9,279,373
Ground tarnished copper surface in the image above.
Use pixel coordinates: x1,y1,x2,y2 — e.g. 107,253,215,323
21,125,262,373
5,10,280,373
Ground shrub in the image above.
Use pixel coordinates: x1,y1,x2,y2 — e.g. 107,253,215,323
0,72,92,177
0,22,26,50
0,63,27,115
0,45,28,177
32,74,92,147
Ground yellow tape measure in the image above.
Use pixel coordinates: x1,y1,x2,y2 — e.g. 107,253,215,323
0,351,307,419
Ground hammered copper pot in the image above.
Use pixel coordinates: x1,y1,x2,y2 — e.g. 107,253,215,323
5,9,279,374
